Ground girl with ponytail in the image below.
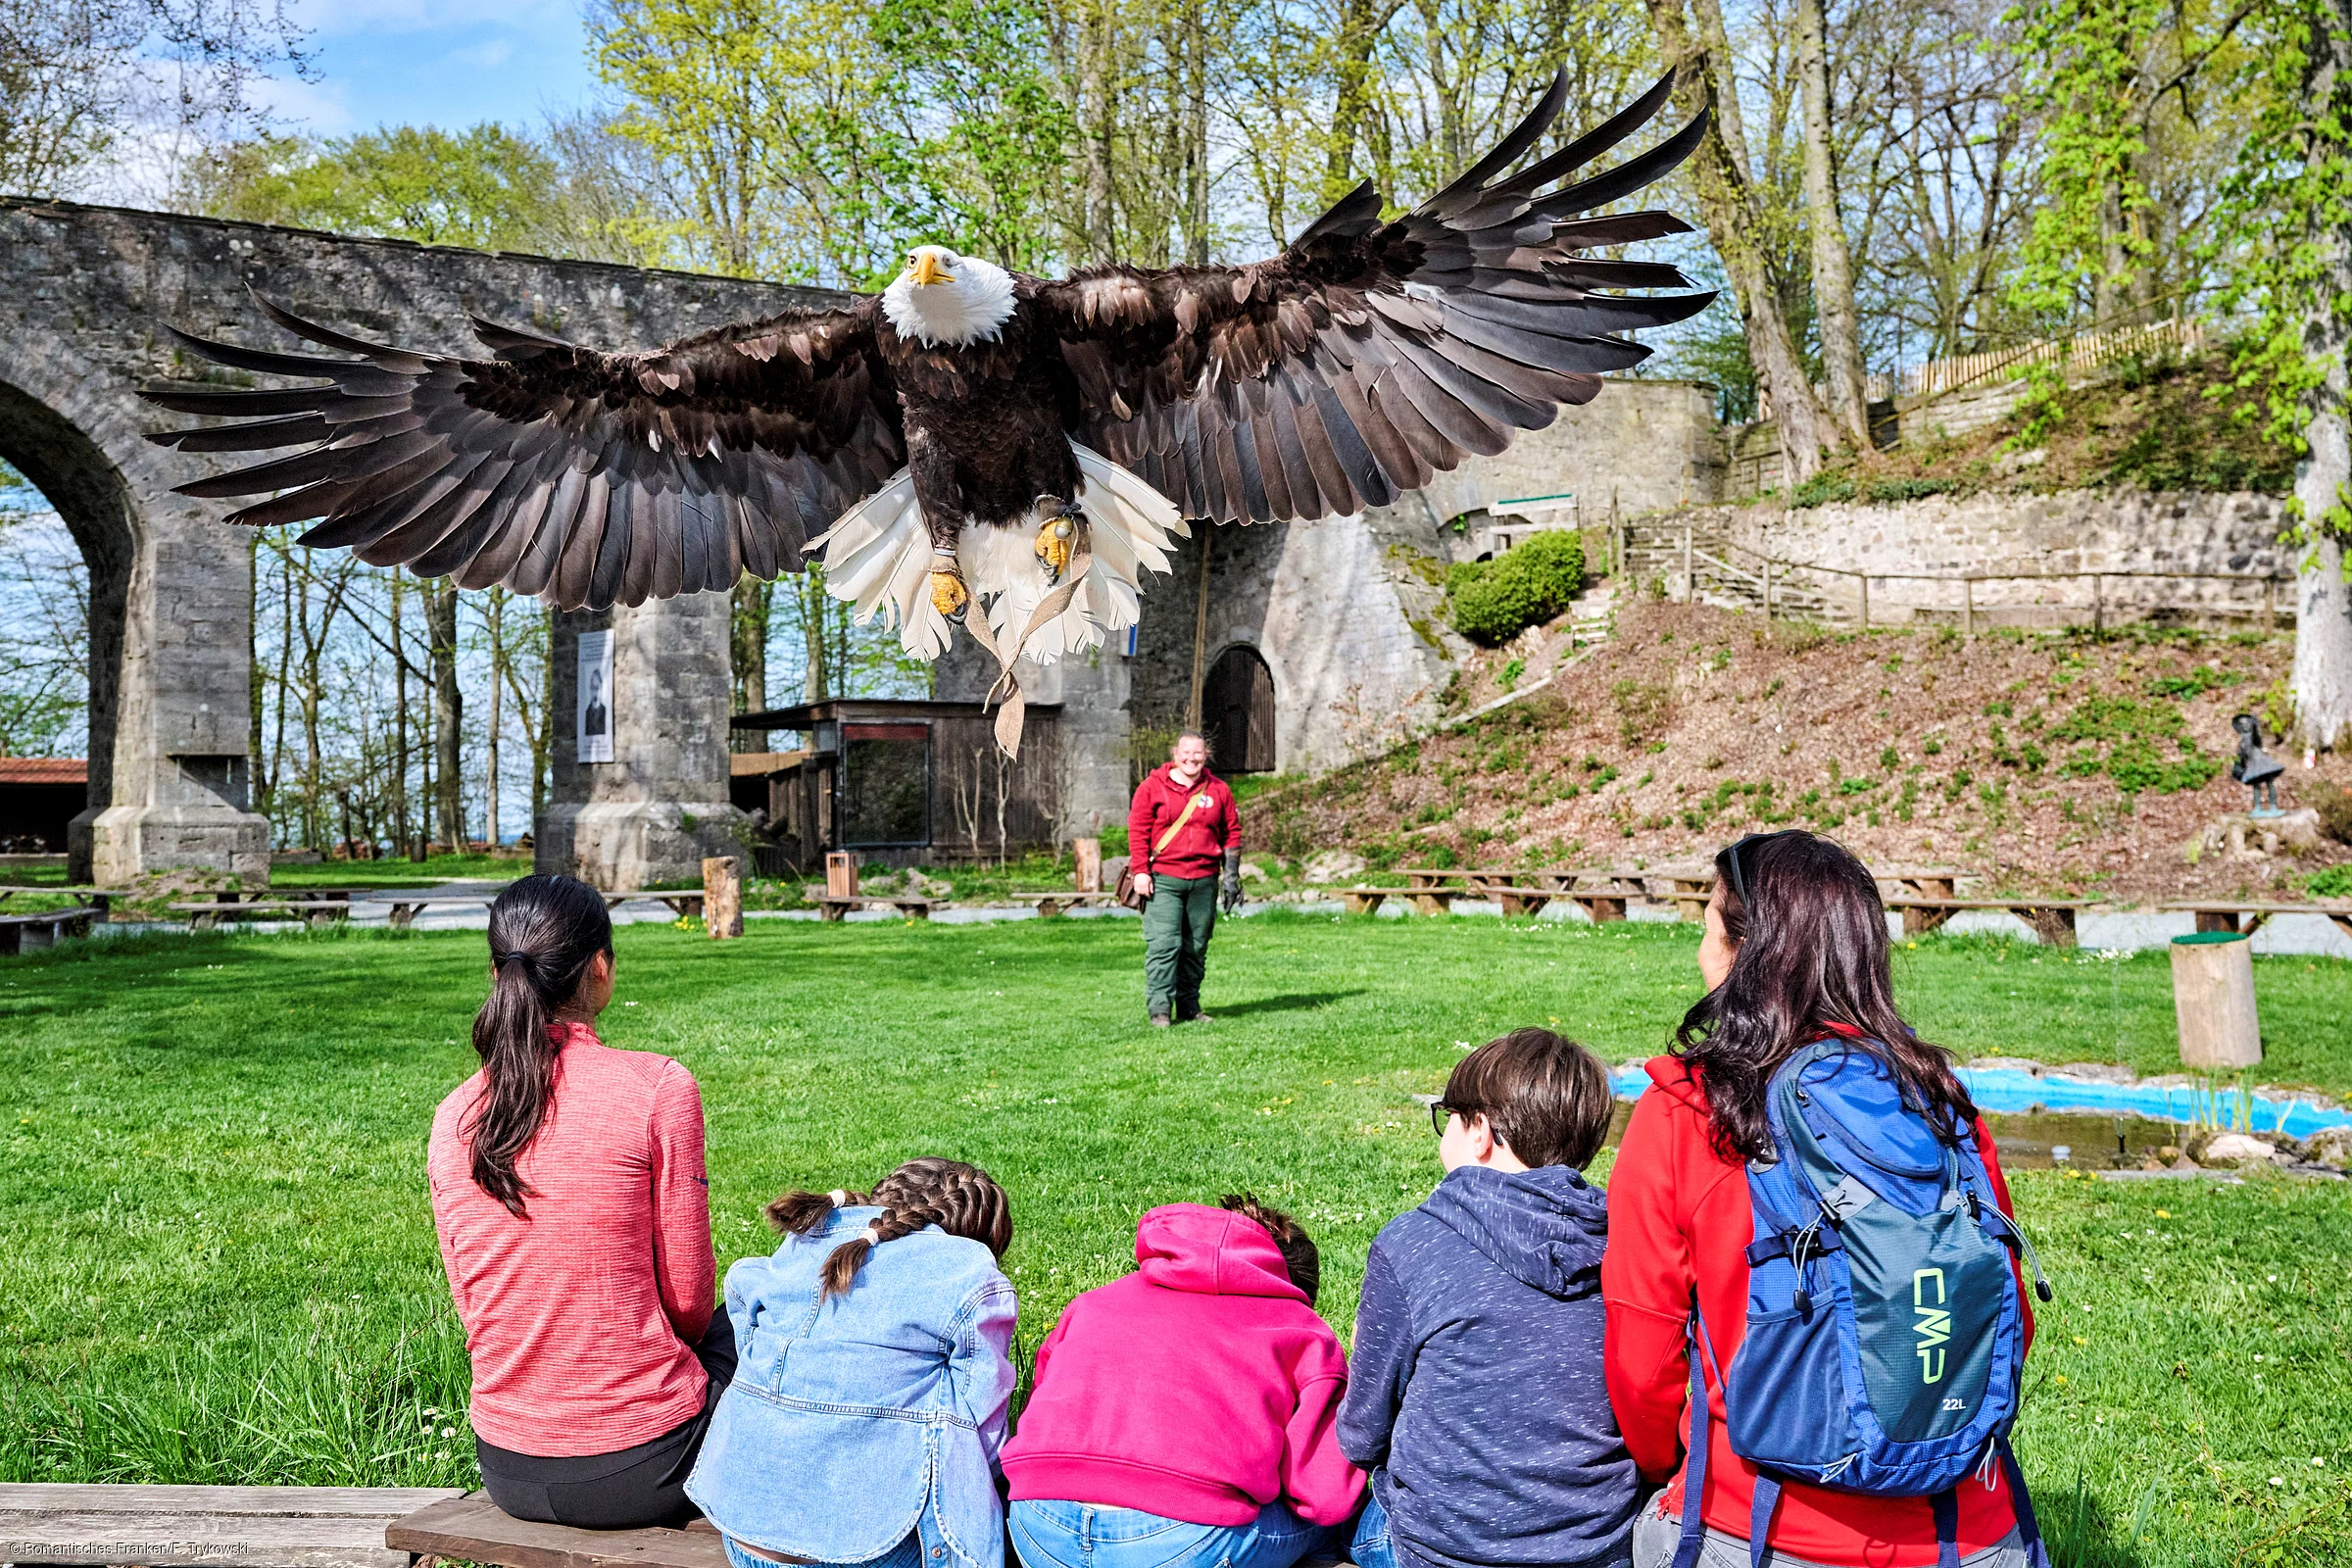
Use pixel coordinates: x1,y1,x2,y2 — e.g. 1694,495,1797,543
687,1160,1018,1568
427,875,735,1531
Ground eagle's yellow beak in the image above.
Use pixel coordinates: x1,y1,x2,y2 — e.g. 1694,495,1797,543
910,251,952,287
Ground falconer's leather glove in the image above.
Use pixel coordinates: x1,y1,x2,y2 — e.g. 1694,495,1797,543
1220,847,1245,914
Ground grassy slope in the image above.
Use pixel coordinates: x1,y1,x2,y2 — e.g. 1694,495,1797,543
1251,600,2352,904
4,916,2348,1566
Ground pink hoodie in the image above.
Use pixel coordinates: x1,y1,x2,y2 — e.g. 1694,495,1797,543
1003,1203,1364,1528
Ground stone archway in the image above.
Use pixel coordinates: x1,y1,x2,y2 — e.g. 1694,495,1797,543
1203,643,1277,773
2,196,844,889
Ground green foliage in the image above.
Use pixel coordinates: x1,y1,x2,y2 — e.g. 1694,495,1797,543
2306,863,2352,898
1609,678,1673,748
2007,361,2069,451
1790,474,1857,508
198,125,562,249
2006,0,2163,317
2047,695,2225,792
1446,531,1584,645
1863,477,1956,503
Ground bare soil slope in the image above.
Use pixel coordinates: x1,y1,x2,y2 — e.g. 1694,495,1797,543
1254,597,2351,900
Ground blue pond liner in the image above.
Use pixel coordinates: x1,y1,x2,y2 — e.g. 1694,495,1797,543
1608,1065,2350,1137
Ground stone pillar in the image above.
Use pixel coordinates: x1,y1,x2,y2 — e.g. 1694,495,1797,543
537,591,749,890
935,630,1134,839
0,374,269,892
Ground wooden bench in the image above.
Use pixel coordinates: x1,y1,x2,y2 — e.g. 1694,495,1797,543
0,884,114,918
355,892,499,929
1002,892,1117,917
2159,900,2352,941
0,1482,465,1568
816,896,935,921
1485,886,1557,918
172,900,353,931
1876,864,1962,901
1338,887,1458,915
1558,871,1650,923
386,1490,727,1568
0,904,100,954
604,892,709,919
1883,895,2091,947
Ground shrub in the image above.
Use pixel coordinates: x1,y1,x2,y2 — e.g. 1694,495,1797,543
1447,530,1585,644
2314,782,2352,846
1863,477,1954,504
2308,863,2352,899
1791,474,1857,509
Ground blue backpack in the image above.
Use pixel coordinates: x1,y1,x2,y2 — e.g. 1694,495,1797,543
1672,1039,2055,1568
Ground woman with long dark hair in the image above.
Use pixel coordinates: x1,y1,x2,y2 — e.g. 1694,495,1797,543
427,875,733,1529
1601,832,2036,1568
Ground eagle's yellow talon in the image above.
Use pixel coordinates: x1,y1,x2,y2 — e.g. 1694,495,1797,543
1035,515,1075,576
928,569,968,618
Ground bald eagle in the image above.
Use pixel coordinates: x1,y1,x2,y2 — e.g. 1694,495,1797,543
149,72,1710,749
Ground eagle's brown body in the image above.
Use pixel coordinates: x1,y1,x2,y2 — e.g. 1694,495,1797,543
877,301,1083,550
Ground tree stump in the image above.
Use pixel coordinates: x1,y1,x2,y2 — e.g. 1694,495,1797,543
1073,837,1102,893
2170,932,2260,1069
703,856,744,941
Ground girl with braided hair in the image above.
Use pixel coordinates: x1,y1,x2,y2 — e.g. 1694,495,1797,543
1001,1196,1362,1568
687,1159,1018,1568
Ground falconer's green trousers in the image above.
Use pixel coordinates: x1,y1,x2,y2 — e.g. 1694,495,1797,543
1142,873,1218,1019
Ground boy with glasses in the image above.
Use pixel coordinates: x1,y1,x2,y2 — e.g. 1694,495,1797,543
1339,1028,1637,1568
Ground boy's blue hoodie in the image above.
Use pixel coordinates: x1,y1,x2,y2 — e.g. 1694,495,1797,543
1337,1163,1636,1568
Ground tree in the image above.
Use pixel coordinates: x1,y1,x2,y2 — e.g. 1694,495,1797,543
0,0,307,199
1645,0,1840,479
2209,0,2352,748
197,123,562,250
1794,0,1870,446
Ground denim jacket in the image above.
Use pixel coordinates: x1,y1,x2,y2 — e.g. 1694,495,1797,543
686,1205,1019,1568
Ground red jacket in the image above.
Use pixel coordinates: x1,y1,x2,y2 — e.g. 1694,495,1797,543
1002,1203,1362,1527
428,1024,714,1454
1601,1054,2033,1566
1128,764,1238,880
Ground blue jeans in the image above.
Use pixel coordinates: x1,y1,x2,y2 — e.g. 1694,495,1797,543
1349,1494,1394,1568
725,1532,922,1568
1011,1498,1328,1568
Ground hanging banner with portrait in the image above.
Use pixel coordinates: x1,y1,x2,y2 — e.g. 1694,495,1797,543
577,629,615,764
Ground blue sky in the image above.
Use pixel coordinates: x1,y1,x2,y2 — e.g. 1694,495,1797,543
262,0,601,136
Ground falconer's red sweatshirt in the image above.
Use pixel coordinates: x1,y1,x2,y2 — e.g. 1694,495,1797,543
1128,765,1238,880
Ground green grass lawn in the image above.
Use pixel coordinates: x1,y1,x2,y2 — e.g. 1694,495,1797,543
3,915,2348,1567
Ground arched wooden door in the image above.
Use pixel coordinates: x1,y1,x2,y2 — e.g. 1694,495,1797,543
1203,644,1277,773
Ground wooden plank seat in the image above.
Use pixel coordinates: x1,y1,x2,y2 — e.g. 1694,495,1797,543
2159,900,2352,941
0,885,114,917
602,892,709,919
1882,895,2091,947
171,900,352,931
353,893,500,929
0,1482,465,1568
385,1491,729,1568
0,904,101,954
200,888,356,906
1338,887,1458,915
1552,870,1649,923
815,896,935,922
1001,892,1117,917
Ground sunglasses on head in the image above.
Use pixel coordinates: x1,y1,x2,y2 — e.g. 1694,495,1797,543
1722,831,1781,911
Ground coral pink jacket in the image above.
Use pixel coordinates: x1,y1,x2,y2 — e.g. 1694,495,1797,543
428,1023,714,1455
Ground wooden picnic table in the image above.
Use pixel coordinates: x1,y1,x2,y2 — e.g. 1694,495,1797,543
1883,895,2091,947
1002,892,1119,917
171,899,352,931
2159,900,2352,941
816,896,935,922
602,891,707,918
1486,886,1558,918
349,892,500,929
0,885,113,918
1340,887,1458,915
1876,864,1962,901
0,904,101,955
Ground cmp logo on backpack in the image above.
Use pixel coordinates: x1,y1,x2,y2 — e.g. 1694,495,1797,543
1912,1268,1952,1385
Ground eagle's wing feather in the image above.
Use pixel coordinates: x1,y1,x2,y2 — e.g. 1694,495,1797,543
146,292,902,610
1031,70,1715,523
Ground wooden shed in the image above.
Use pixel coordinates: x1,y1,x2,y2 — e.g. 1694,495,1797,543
0,758,85,852
730,699,1066,869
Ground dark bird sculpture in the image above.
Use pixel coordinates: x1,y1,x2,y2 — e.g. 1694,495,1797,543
148,71,1711,750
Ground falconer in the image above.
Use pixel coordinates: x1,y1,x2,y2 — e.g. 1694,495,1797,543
1127,734,1242,1027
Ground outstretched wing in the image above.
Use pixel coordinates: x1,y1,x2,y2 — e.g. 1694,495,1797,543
146,295,904,610
1032,71,1713,523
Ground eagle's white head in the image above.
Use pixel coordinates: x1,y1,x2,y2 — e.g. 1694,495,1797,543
882,244,1017,348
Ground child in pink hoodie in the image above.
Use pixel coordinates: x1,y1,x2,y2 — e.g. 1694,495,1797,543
1002,1197,1363,1568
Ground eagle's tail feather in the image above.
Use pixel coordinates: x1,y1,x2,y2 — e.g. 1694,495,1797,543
809,447,1183,669
808,468,952,661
